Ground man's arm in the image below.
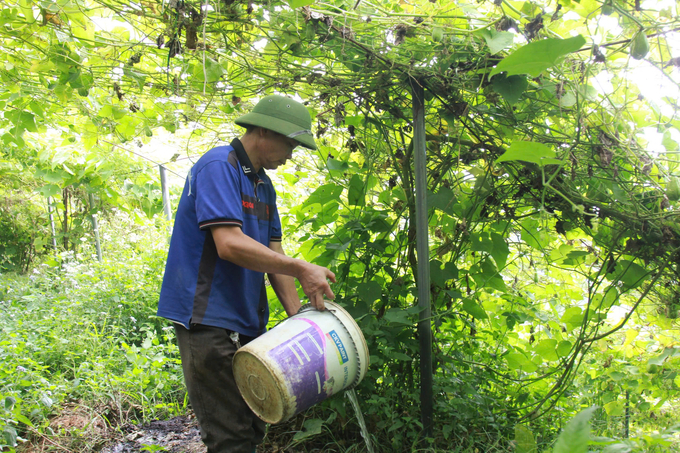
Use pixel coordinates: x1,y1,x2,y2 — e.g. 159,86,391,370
268,242,301,316
210,225,335,310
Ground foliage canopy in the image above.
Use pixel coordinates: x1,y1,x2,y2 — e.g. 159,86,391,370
1,0,680,451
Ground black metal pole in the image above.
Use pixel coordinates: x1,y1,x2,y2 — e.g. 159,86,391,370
625,390,630,438
411,77,433,437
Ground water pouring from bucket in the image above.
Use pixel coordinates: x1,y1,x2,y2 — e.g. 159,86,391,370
233,301,370,424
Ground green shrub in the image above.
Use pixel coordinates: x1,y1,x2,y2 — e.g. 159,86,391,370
0,213,183,451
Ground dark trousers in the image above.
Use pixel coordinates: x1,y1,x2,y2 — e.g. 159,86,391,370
174,324,266,453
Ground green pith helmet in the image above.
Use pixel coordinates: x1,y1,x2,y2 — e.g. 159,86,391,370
235,95,317,150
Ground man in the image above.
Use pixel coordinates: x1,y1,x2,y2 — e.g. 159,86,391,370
157,95,336,453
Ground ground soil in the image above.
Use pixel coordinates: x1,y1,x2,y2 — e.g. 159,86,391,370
100,415,206,453
13,406,330,453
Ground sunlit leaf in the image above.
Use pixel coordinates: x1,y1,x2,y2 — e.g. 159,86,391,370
301,184,343,207
496,141,562,167
490,35,586,77
534,339,558,361
478,29,514,54
603,400,625,417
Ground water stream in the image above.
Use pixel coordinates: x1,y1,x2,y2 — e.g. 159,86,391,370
345,388,375,453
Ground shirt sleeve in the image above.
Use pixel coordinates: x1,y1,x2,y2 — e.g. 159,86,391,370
195,161,243,230
270,202,282,242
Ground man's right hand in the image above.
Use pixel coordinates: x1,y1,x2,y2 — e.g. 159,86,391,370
296,260,336,311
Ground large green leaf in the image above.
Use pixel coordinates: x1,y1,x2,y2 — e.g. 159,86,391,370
383,308,413,326
490,35,586,77
462,298,488,319
348,174,365,206
428,187,456,213
514,425,537,453
505,351,537,372
357,281,382,304
496,141,562,167
552,406,597,453
478,29,514,54
492,74,528,105
534,339,558,361
301,184,343,207
3,426,17,448
609,260,650,290
490,233,509,269
603,400,625,417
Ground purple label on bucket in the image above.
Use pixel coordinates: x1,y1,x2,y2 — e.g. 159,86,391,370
268,321,330,413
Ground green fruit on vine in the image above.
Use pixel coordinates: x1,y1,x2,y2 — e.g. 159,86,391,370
432,26,444,42
667,177,680,201
77,87,89,97
601,1,614,15
646,363,659,374
630,31,649,60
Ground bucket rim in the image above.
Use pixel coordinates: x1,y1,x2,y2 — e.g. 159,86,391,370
299,300,370,389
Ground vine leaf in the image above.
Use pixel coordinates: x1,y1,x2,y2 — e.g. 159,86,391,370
301,184,343,207
287,0,315,7
492,74,528,105
552,406,597,453
495,141,562,167
348,174,365,206
514,424,537,453
477,29,514,54
609,260,649,290
2,426,17,448
293,418,324,441
604,400,625,416
490,35,586,77
462,298,488,319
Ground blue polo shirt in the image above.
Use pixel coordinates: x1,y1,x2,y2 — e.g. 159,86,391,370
157,138,282,337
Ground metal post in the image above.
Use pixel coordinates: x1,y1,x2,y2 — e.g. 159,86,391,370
159,165,173,234
624,390,630,438
47,196,58,249
411,78,433,437
88,193,103,262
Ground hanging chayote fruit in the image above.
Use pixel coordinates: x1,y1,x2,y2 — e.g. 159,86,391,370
668,177,680,202
630,31,649,60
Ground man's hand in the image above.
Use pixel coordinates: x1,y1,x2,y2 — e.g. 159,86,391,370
296,261,336,310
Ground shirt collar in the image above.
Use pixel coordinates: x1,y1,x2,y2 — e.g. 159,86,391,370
230,138,261,179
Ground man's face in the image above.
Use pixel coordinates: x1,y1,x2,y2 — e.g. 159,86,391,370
261,130,300,170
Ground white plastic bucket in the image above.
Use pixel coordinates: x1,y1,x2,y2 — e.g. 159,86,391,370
233,301,369,424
